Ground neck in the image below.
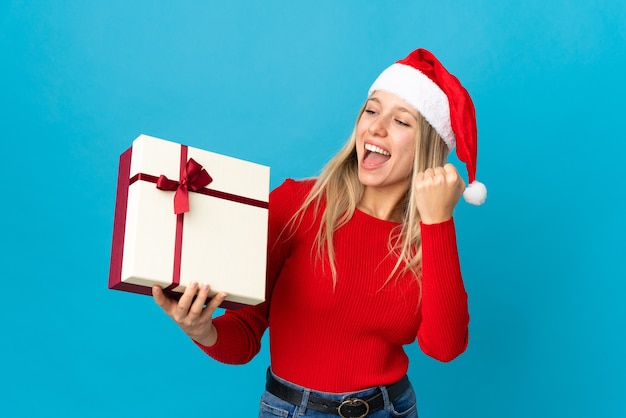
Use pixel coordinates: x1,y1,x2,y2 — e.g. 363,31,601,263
358,186,406,222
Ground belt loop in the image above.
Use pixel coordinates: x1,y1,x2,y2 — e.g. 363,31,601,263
379,383,392,410
298,388,311,416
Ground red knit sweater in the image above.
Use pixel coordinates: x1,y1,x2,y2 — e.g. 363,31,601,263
196,179,469,392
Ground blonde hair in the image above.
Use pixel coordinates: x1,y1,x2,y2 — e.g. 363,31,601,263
290,102,449,287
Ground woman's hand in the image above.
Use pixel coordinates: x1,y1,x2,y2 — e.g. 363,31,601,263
152,282,227,347
414,163,465,224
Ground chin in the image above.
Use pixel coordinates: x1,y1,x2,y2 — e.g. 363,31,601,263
357,176,385,189
357,171,375,187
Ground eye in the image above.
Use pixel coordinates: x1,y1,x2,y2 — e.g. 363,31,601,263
364,108,377,115
395,119,410,127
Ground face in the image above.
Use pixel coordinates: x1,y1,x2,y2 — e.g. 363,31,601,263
355,90,419,194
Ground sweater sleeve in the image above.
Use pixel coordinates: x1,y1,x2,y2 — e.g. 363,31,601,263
193,179,299,363
416,218,469,362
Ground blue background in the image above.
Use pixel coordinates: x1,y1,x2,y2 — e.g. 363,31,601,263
2,1,625,417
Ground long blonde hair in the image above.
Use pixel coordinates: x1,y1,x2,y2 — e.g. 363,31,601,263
290,102,449,286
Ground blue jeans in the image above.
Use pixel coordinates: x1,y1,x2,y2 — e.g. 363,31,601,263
258,369,418,417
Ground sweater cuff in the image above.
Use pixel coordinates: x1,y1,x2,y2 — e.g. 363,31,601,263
419,217,460,275
419,217,456,238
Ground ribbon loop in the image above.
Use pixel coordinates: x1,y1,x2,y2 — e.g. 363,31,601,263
156,175,179,191
156,158,213,214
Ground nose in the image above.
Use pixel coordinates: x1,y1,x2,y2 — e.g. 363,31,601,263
367,115,389,137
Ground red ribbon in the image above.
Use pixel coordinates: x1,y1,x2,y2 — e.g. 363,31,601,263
156,158,213,214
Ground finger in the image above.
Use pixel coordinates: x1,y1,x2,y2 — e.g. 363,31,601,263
152,285,173,311
175,281,199,316
204,291,228,318
441,164,457,182
442,164,465,190
433,166,446,179
443,163,458,173
189,283,212,316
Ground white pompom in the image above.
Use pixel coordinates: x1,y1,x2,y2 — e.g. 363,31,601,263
463,181,487,206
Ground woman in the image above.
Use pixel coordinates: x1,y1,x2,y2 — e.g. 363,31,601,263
153,48,486,417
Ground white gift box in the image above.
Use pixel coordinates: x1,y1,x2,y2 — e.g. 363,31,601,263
109,134,269,308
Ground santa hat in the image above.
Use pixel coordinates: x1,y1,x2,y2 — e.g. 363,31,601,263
368,48,486,205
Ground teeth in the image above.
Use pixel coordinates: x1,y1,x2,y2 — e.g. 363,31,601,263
365,143,390,156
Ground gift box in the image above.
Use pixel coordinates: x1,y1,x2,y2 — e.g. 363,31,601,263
109,134,270,308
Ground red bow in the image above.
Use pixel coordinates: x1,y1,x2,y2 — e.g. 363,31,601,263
156,158,213,214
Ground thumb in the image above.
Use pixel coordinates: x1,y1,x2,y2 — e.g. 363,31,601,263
152,285,168,309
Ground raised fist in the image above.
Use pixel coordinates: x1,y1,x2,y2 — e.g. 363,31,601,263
413,163,465,224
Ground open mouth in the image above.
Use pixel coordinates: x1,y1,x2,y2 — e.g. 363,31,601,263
363,143,391,166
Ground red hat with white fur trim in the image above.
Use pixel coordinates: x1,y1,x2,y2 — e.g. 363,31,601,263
368,48,487,205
